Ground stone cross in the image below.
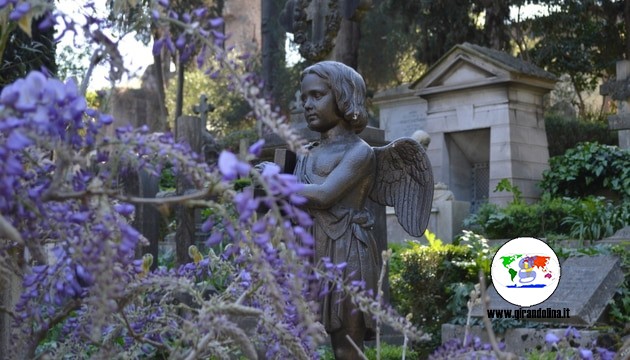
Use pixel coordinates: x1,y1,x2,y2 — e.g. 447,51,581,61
192,94,214,125
305,0,329,43
600,60,630,149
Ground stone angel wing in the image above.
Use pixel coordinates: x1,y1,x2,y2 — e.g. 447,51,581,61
369,138,434,237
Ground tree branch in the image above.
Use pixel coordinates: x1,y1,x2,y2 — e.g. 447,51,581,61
120,306,168,350
43,187,213,206
27,299,81,359
0,213,24,246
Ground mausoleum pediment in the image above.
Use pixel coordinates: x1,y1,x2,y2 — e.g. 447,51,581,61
412,43,557,96
428,58,504,88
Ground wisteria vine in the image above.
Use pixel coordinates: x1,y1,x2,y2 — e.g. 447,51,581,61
0,1,425,359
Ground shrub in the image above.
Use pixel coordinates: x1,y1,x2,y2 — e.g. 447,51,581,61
319,344,419,360
562,196,630,241
464,195,573,239
465,195,628,241
465,173,629,240
540,142,630,200
389,232,482,357
544,114,617,157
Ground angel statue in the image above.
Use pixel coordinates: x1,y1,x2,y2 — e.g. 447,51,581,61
294,61,433,359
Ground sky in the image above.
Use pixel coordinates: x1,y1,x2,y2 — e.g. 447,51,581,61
55,0,153,90
55,2,546,91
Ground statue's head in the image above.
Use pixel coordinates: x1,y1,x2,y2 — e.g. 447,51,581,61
301,61,368,134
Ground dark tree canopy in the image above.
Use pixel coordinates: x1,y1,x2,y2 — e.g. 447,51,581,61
357,0,517,91
383,0,514,65
528,0,627,115
0,15,57,89
354,0,628,116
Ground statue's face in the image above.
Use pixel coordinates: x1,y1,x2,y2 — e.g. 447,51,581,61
300,73,343,133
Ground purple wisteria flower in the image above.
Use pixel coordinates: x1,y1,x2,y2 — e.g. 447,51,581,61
218,150,251,180
565,326,581,339
8,1,30,21
248,139,265,157
0,1,424,358
579,348,594,360
0,71,93,150
545,332,560,346
595,347,616,360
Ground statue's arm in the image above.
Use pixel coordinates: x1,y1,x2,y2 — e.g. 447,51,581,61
299,145,372,210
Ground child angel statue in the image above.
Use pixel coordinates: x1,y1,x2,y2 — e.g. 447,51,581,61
293,61,434,359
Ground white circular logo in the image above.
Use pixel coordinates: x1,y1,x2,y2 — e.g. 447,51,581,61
490,237,561,307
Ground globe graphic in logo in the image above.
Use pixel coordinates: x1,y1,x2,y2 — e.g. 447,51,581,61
490,237,561,307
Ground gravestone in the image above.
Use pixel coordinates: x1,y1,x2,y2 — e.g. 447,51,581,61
106,71,169,265
123,169,160,269
471,255,624,326
105,84,167,139
305,0,328,44
605,226,630,240
193,94,215,120
441,324,601,356
136,173,160,269
602,226,630,249
173,95,217,265
175,115,203,265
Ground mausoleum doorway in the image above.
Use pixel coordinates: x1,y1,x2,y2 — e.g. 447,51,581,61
445,128,490,212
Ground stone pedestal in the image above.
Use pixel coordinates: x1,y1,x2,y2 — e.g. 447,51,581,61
386,181,470,243
387,201,470,244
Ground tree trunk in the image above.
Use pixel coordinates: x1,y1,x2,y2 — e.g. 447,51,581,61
484,0,510,50
625,0,630,59
331,18,361,69
175,55,185,136
152,33,169,131
261,0,275,96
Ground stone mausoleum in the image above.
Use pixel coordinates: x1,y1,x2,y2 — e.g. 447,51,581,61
374,43,557,242
375,43,557,210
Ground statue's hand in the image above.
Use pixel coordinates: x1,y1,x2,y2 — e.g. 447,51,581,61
352,209,374,229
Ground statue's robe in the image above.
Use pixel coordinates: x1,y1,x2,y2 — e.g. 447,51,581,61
295,145,380,340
